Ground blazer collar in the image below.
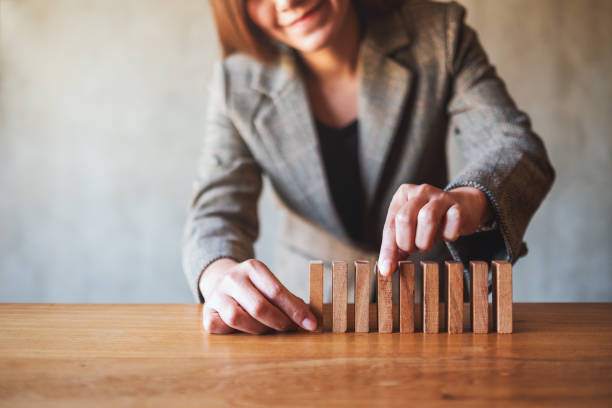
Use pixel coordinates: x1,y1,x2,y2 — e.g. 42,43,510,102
249,7,414,242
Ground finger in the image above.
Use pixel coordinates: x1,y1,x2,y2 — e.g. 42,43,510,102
395,195,429,254
247,261,318,331
221,271,295,332
415,198,453,252
202,304,235,334
442,204,462,241
378,186,411,276
208,292,270,335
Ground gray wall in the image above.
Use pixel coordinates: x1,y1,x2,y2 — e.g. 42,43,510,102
1,0,610,303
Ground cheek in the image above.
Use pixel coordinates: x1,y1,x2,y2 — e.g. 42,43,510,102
245,0,349,52
246,0,279,36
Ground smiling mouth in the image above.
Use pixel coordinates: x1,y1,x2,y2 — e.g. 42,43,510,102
284,0,324,27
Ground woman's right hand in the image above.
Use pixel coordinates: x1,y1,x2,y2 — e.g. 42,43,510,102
199,258,318,335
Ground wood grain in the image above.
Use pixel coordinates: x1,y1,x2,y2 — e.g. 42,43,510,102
421,262,439,333
492,260,513,333
332,261,348,333
309,261,324,332
316,302,488,336
354,260,370,333
470,261,489,334
446,261,463,334
2,303,612,407
376,262,393,333
399,261,415,333
312,303,490,333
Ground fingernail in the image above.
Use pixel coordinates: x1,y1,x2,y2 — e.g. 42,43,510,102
379,259,392,276
302,317,317,331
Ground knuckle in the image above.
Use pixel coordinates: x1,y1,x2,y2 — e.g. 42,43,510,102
395,210,409,224
416,183,430,195
222,273,241,291
225,307,241,326
252,300,267,319
291,308,306,324
243,259,260,271
267,282,283,300
394,184,407,199
427,198,441,207
395,183,415,200
428,198,446,213
439,190,452,201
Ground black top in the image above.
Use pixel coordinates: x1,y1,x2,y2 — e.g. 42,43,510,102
314,118,365,243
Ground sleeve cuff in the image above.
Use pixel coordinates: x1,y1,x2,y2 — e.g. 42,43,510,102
444,179,517,262
443,180,528,297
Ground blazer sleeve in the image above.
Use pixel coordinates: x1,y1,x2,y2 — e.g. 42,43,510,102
442,2,555,271
182,60,262,303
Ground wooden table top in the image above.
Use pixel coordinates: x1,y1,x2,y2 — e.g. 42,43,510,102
1,303,611,407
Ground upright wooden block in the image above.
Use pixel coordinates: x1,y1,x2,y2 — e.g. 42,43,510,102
377,262,393,333
421,262,439,334
492,260,513,333
446,261,463,334
309,261,324,332
354,261,370,333
332,261,348,333
470,261,489,334
399,261,415,333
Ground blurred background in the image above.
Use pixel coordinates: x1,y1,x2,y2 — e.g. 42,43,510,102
1,0,611,302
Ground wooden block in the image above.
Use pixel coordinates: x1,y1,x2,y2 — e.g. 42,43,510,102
309,261,324,332
470,261,489,334
332,261,348,333
309,302,493,333
354,261,370,333
377,262,393,333
446,261,463,334
421,262,439,334
399,261,415,333
492,260,513,333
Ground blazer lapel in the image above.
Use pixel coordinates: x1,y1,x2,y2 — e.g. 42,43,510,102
357,9,414,213
251,52,348,240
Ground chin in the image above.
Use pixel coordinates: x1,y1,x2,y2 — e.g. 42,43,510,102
288,25,336,54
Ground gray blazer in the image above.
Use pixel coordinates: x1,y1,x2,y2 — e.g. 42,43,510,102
182,0,555,303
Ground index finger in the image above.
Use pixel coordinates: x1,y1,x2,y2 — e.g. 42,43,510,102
247,262,318,331
378,187,408,276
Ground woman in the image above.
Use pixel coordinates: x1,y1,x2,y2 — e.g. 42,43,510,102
182,0,555,334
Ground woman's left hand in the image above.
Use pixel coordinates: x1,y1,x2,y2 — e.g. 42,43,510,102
377,184,493,277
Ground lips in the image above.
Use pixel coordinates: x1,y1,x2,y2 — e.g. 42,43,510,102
281,0,324,27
